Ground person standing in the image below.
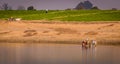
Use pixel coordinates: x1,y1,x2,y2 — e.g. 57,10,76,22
91,40,97,47
45,9,48,13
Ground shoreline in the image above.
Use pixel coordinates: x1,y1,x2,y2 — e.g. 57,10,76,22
0,39,120,45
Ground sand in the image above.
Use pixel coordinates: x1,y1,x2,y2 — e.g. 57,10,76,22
0,20,120,45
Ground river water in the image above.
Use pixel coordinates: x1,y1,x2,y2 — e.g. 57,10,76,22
0,43,120,64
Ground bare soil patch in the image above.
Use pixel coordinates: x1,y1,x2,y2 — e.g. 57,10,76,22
84,31,98,35
23,30,37,37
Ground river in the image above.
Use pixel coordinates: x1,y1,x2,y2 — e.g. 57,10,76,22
0,43,120,64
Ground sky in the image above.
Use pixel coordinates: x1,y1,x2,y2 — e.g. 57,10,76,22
0,0,120,10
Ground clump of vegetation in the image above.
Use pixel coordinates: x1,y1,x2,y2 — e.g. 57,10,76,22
0,10,120,21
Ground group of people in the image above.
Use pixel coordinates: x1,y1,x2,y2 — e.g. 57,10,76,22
8,17,22,21
8,17,15,21
82,39,97,48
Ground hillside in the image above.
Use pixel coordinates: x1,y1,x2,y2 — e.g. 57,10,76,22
0,10,120,21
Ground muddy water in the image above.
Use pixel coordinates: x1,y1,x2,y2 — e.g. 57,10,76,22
0,43,120,64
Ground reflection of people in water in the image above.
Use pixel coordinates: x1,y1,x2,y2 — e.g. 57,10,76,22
81,39,97,64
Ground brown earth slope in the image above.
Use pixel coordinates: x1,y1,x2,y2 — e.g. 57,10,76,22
0,20,120,45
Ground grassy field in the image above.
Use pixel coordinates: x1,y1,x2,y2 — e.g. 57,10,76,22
0,10,120,21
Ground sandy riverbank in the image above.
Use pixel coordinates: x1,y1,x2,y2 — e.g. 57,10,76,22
0,20,120,45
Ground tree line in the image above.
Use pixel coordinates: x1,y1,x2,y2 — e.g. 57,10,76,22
0,3,35,10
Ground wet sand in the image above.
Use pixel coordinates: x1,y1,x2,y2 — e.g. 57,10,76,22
0,20,120,45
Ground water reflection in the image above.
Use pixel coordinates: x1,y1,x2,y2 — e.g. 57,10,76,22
82,46,97,64
0,43,120,64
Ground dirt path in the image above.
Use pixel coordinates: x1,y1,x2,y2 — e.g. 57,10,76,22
0,20,120,45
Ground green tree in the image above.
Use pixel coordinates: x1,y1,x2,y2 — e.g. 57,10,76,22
1,3,12,10
2,3,9,10
27,6,35,10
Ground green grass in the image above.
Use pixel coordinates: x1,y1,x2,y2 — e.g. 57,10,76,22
0,10,120,22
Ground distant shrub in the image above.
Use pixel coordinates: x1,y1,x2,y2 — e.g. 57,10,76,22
65,8,72,10
27,6,36,10
111,8,117,10
92,6,99,10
